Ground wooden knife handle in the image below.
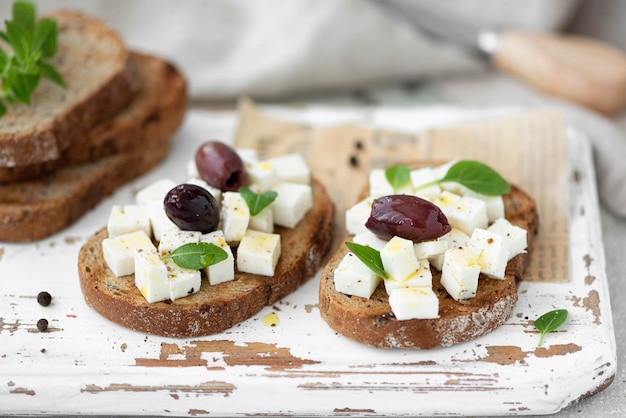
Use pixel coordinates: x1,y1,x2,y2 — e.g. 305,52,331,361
492,30,626,116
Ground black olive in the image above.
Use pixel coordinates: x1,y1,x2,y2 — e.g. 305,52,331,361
164,184,220,233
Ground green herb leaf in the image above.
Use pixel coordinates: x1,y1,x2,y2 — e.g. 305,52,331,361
345,241,388,280
239,187,278,216
441,160,510,196
0,1,64,117
385,164,411,193
534,309,568,347
162,242,228,270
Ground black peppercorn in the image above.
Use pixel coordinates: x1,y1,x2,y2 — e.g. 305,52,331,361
37,318,48,332
37,291,52,306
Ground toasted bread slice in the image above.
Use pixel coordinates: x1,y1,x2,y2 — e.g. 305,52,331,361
0,53,183,183
319,184,539,349
0,54,187,242
0,10,140,168
76,178,333,338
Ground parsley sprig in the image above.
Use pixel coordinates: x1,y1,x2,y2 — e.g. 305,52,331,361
0,1,65,117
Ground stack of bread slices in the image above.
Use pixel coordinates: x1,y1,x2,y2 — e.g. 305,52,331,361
0,10,188,242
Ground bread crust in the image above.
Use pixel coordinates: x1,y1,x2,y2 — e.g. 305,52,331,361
319,184,539,349
77,178,334,338
0,10,140,167
0,54,187,242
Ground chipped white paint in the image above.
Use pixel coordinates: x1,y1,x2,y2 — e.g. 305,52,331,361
0,109,615,416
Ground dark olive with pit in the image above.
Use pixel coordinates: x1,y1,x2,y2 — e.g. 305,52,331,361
164,184,220,233
195,141,244,191
365,194,451,242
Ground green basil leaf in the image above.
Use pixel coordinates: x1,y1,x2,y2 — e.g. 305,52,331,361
534,309,568,347
10,72,39,104
385,164,411,193
345,241,388,280
4,20,31,58
162,242,228,270
239,187,277,216
441,160,510,196
12,2,36,34
35,18,57,58
39,61,65,86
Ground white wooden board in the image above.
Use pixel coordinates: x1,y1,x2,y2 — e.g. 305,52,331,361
0,108,615,416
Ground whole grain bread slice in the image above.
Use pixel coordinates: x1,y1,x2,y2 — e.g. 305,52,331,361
319,184,539,349
0,10,140,168
76,178,334,338
0,54,187,242
0,53,183,183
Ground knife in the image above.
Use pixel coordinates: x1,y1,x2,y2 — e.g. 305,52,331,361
378,1,626,116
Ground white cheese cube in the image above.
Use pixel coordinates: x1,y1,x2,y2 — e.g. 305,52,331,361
221,192,250,242
352,231,388,251
467,228,510,279
414,239,448,261
440,247,480,300
384,259,432,293
148,200,178,241
186,159,199,178
369,169,412,197
107,205,152,239
464,190,505,222
136,178,177,205
446,195,489,236
247,161,280,192
388,287,439,320
264,153,310,184
134,247,170,303
185,177,222,206
201,231,235,285
158,229,201,256
430,228,471,270
334,252,382,298
102,230,155,277
249,206,274,233
381,236,419,283
410,167,441,201
236,230,281,276
236,148,259,169
164,258,202,300
432,191,461,218
488,218,527,260
270,182,312,228
345,197,374,236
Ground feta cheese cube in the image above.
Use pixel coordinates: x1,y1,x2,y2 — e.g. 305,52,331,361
384,258,432,293
467,228,510,279
158,229,201,256
102,230,155,277
221,192,250,242
247,161,280,192
446,195,489,235
410,167,441,201
107,205,151,238
270,182,312,228
249,206,274,233
164,258,202,300
136,179,177,205
369,168,412,197
381,236,419,283
264,153,310,184
413,239,448,261
345,197,374,236
432,191,461,218
464,190,505,222
134,247,170,303
334,252,382,298
430,228,471,270
236,148,259,169
440,247,480,300
488,218,527,260
237,230,281,276
352,231,388,251
201,231,235,285
388,287,439,320
148,200,178,241
186,159,199,178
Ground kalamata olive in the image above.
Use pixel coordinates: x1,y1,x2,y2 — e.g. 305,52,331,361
365,194,451,242
164,184,220,233
195,141,244,191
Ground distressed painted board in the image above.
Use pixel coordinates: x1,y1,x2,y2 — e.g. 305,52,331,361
0,108,615,416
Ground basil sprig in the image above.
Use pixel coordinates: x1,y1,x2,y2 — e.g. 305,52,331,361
415,160,510,196
239,187,277,216
534,309,568,347
385,164,411,193
345,241,388,280
162,242,228,270
0,1,65,117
